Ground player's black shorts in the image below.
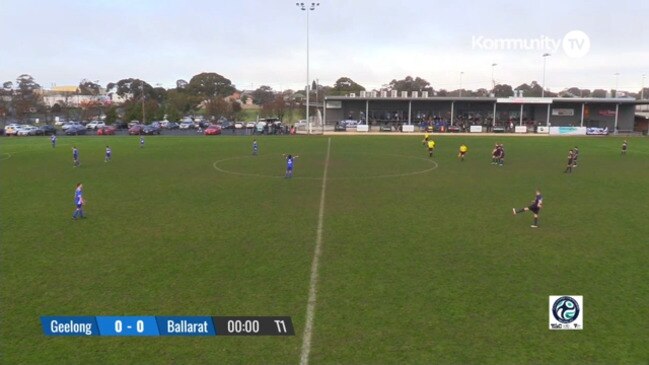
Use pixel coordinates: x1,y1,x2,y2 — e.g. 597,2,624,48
528,205,540,214
428,147,434,152
568,159,574,165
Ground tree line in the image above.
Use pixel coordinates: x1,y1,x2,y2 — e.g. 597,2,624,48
1,73,646,124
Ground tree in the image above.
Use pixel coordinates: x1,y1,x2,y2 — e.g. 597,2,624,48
252,85,275,106
108,78,153,100
78,79,101,95
187,72,236,98
104,106,118,125
14,74,43,118
331,77,365,96
493,84,514,97
591,89,607,98
271,94,287,121
388,76,433,93
176,79,189,90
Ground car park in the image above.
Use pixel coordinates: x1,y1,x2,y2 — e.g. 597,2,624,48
4,124,21,136
62,122,82,131
97,126,116,135
179,121,194,129
142,125,161,135
128,125,144,135
17,126,39,136
204,125,222,135
65,125,87,135
86,121,105,129
37,125,57,135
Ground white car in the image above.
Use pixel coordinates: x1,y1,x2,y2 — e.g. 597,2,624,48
179,121,193,129
17,126,38,136
245,122,256,128
54,120,66,126
294,120,307,128
234,122,244,129
86,121,105,129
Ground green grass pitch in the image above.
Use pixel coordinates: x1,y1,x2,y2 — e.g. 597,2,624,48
1,134,648,364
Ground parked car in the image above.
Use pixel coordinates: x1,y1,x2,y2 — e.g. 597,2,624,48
86,121,105,130
62,122,82,131
142,125,161,135
17,126,39,136
97,126,116,135
245,122,256,129
65,125,87,135
221,121,235,130
37,125,57,135
54,119,66,126
4,124,21,136
234,122,244,129
179,121,194,129
165,122,179,129
204,125,222,135
128,125,144,135
294,120,307,128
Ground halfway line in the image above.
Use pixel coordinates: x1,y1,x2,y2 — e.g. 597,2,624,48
299,137,331,365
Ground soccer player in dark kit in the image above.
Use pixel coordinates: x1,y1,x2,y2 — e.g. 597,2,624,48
513,189,543,228
564,149,574,173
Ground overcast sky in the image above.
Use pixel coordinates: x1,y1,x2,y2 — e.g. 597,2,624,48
1,0,647,92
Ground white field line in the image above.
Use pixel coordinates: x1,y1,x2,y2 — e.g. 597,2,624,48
299,137,331,365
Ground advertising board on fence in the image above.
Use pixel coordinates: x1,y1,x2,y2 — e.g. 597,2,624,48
549,126,587,135
470,125,483,133
401,125,415,132
515,126,528,133
586,127,609,135
356,124,369,132
537,126,550,134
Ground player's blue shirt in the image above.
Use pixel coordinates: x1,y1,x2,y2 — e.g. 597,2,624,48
51,135,56,142
73,148,79,158
74,188,83,205
287,157,294,169
106,148,111,156
253,142,258,150
140,137,144,144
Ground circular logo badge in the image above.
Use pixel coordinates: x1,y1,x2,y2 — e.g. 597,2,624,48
552,296,580,323
562,30,591,58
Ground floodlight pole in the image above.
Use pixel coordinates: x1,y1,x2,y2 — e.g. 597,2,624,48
491,63,497,94
542,53,550,98
459,71,464,97
641,74,645,100
296,2,320,135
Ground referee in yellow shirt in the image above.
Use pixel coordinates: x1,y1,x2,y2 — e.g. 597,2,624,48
458,144,468,161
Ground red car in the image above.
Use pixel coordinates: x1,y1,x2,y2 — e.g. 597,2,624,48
128,125,144,135
204,125,222,135
97,126,116,135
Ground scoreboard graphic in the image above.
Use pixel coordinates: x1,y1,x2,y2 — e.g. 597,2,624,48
41,316,294,337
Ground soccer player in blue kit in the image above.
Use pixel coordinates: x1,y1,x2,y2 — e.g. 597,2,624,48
51,134,56,148
72,146,80,167
283,154,299,178
105,146,112,162
72,183,85,220
252,139,259,155
140,136,145,148
513,189,543,228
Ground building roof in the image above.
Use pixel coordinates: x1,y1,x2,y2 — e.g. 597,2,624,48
51,85,79,93
324,95,647,105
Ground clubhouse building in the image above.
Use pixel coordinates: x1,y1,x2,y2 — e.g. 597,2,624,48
323,92,649,133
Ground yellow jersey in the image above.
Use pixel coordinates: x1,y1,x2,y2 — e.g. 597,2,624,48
427,140,435,149
424,133,430,140
460,145,468,153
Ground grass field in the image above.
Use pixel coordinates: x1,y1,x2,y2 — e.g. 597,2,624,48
1,134,648,364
